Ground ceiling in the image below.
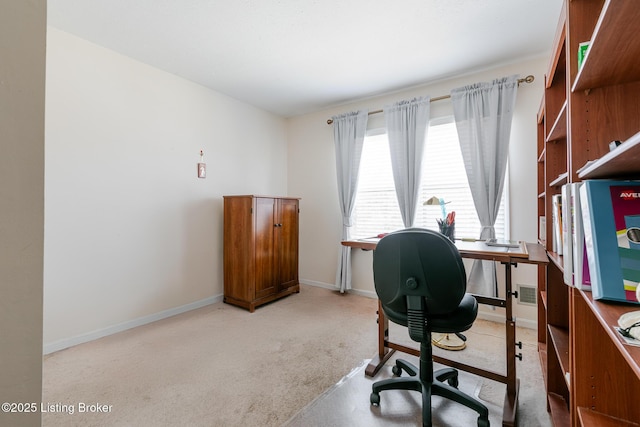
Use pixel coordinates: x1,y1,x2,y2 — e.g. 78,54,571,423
47,0,563,118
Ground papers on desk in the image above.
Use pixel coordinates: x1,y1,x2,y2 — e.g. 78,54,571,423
485,238,521,248
453,239,529,258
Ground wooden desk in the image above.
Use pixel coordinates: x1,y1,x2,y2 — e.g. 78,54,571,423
342,238,548,427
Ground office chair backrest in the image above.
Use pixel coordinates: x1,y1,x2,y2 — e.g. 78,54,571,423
373,228,467,339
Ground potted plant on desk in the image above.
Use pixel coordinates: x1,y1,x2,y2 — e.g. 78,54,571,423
424,196,463,350
424,196,455,241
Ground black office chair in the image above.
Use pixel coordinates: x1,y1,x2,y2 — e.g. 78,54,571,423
370,228,490,427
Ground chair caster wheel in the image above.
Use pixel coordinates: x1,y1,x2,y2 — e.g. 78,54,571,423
477,416,490,427
447,376,459,388
370,392,380,406
392,365,402,376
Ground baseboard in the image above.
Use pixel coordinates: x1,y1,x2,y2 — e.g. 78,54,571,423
43,294,224,355
344,287,378,299
299,279,337,291
477,310,536,330
299,279,378,299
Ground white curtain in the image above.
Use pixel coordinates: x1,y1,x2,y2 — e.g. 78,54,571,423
332,110,368,293
451,75,519,296
383,97,430,228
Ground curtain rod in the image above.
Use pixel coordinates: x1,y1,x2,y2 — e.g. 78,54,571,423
326,74,535,125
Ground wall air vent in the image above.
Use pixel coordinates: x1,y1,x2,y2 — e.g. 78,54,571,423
518,285,537,306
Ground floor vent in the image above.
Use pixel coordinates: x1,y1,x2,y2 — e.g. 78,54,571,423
518,285,537,306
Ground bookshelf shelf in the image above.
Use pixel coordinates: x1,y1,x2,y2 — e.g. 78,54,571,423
538,343,548,388
547,251,563,271
538,147,545,163
546,101,567,142
549,172,568,188
577,407,640,427
548,393,570,427
548,325,570,387
578,131,640,179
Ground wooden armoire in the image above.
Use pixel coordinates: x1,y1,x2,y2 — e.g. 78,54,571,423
223,195,300,312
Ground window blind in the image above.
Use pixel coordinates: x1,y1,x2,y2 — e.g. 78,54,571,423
352,118,507,240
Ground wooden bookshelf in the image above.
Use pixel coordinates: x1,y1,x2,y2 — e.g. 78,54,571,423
537,1,640,425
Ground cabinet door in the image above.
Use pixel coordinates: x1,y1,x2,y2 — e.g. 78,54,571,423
276,198,299,290
254,197,278,299
223,196,255,302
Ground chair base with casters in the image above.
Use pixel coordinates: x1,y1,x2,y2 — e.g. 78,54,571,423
370,332,490,427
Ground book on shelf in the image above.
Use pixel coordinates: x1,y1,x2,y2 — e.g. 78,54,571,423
539,216,546,243
580,180,640,304
577,41,590,70
551,194,563,255
581,243,592,291
562,184,573,285
571,182,591,291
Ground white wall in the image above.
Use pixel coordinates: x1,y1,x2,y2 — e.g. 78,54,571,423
287,56,548,325
44,28,289,351
0,2,46,426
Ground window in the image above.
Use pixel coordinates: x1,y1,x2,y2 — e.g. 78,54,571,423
352,117,508,240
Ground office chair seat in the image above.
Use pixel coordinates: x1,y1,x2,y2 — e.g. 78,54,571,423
370,228,490,427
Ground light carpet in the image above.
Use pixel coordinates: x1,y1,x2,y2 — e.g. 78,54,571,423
42,284,549,426
43,285,378,426
285,321,552,426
